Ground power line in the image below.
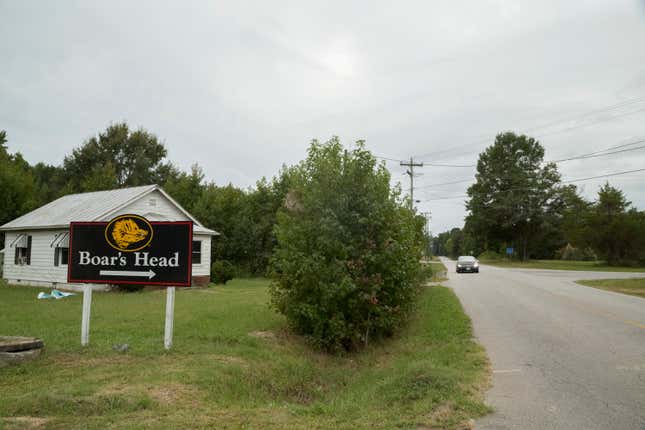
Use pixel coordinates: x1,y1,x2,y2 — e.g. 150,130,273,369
561,167,645,184
421,135,645,167
549,138,645,163
424,162,476,168
374,154,404,163
412,94,645,160
522,97,645,134
415,137,645,191
534,106,645,140
552,144,645,163
420,167,645,201
417,178,474,189
374,131,645,168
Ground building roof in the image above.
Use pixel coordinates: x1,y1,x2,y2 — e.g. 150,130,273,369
0,184,218,235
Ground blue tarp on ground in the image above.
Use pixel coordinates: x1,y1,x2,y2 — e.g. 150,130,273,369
37,289,76,300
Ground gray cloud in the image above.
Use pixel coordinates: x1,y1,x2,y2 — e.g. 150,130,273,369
1,0,644,233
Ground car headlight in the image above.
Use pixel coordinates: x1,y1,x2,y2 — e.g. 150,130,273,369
457,264,462,267
474,262,479,267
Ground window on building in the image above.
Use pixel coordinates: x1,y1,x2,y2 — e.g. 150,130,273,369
192,240,201,265
54,247,69,266
14,235,32,265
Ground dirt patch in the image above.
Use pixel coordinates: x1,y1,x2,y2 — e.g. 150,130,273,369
458,419,476,430
430,403,454,422
2,416,49,429
148,383,200,406
208,354,248,367
97,382,201,408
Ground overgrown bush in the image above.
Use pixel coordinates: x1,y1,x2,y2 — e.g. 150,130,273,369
478,250,503,261
419,262,434,282
269,138,425,352
211,260,236,284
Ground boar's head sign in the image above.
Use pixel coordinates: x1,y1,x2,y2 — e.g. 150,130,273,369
68,214,192,286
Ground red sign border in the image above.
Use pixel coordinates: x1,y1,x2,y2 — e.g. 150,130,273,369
67,220,193,287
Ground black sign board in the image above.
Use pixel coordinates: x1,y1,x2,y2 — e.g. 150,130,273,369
68,215,192,286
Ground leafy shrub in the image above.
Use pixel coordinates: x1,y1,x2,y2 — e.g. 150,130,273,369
211,260,236,284
269,138,425,352
478,250,503,261
419,263,434,282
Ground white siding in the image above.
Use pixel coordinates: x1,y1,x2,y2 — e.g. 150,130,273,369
105,190,188,222
3,230,69,284
2,230,109,290
192,234,211,276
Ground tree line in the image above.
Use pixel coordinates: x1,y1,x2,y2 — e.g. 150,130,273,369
0,123,292,275
432,132,645,266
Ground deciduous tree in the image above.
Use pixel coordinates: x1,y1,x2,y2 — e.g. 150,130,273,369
0,131,39,235
63,122,171,190
465,132,561,260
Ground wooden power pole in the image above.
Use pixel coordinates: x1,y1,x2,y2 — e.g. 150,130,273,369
400,158,424,210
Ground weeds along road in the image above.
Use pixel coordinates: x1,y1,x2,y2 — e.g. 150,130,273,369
440,257,645,430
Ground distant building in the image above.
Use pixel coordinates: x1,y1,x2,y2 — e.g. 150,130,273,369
0,185,217,290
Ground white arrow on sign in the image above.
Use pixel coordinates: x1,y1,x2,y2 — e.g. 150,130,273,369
99,269,156,279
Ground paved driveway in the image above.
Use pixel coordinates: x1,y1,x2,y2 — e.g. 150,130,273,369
441,258,645,430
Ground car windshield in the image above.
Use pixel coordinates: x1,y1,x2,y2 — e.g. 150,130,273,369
458,256,476,262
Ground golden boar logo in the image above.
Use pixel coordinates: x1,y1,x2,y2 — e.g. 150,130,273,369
105,215,153,252
112,219,148,248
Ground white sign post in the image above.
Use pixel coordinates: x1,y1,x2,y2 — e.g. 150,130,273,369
69,216,191,350
81,285,92,346
164,287,175,349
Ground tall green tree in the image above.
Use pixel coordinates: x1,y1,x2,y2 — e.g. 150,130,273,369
0,130,7,158
163,163,206,213
192,183,255,270
244,175,291,273
63,122,172,191
465,132,561,260
269,137,424,352
582,183,641,265
30,162,68,203
0,131,39,232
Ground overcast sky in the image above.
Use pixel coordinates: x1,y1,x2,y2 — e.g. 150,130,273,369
2,0,645,233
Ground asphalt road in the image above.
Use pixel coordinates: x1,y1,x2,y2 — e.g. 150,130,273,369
440,258,645,430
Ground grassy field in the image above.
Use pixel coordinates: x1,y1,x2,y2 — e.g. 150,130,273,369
0,279,490,429
480,259,645,272
576,278,645,298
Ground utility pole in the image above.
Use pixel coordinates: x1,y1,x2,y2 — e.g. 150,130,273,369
400,157,424,210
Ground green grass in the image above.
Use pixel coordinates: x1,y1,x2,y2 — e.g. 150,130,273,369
480,259,645,272
427,257,448,282
576,278,645,298
0,279,490,429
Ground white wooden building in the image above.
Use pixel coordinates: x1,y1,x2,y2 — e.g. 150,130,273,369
0,184,217,290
